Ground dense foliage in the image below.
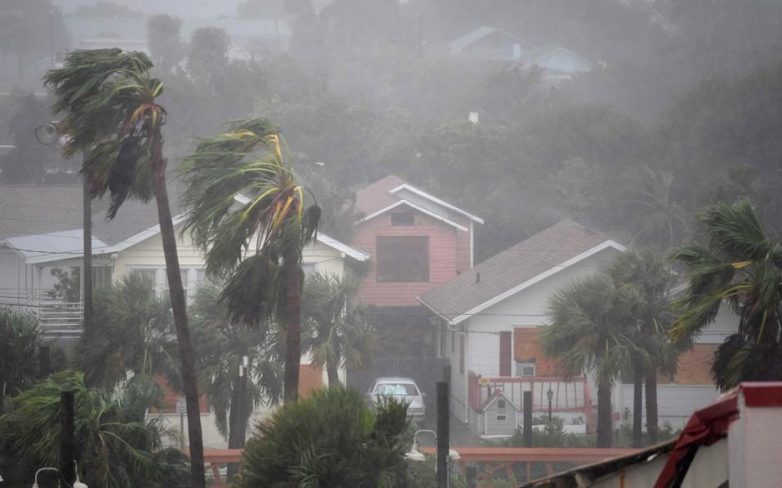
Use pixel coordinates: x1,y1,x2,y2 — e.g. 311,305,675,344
673,199,782,390
0,371,189,488
236,387,409,487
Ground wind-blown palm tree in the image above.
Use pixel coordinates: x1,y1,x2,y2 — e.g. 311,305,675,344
672,198,782,390
542,274,639,447
302,272,374,386
608,251,679,445
0,371,189,488
182,118,319,404
44,48,205,486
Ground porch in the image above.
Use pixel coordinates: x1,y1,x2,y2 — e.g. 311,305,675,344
467,371,593,435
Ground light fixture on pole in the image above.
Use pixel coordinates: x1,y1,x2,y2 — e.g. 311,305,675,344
405,429,461,463
31,462,88,488
547,388,554,426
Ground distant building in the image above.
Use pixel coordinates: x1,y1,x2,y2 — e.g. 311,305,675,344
448,26,596,82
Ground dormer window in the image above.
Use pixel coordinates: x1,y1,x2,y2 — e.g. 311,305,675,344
391,212,414,226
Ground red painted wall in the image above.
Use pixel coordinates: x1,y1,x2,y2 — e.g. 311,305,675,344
352,210,472,306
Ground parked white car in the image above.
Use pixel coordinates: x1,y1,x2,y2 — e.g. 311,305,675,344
368,377,426,419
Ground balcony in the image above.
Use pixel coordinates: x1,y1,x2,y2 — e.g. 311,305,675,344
468,371,593,433
1,291,83,340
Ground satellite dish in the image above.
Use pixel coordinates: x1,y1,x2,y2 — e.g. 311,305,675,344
34,122,59,145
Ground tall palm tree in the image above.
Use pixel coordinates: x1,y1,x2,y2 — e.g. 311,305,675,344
44,48,205,487
672,198,782,390
182,118,320,404
302,272,374,386
542,274,639,447
608,251,679,445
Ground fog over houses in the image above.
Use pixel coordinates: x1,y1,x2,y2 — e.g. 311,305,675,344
2,1,782,486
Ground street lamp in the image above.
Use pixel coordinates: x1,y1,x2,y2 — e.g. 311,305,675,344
31,461,88,488
547,388,554,426
405,429,460,485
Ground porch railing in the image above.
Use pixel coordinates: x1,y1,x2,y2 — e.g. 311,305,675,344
1,291,83,339
468,371,593,430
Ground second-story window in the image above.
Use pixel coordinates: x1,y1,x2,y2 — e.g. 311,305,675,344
391,212,414,226
376,236,429,282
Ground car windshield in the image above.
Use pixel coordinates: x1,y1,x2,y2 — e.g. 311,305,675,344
375,383,419,396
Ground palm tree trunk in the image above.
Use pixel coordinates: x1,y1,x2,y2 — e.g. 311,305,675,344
597,380,612,447
151,147,205,488
227,372,245,479
645,369,658,444
283,249,302,404
326,360,339,387
632,365,643,447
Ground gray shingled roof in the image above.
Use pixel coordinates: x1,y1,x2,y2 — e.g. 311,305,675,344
418,220,622,323
0,182,186,246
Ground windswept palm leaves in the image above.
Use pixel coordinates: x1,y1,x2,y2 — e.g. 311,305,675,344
236,387,409,487
0,371,189,488
672,198,782,389
44,49,205,487
182,118,320,403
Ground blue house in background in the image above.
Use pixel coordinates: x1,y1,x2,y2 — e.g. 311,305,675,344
528,47,595,81
449,26,538,63
449,26,596,81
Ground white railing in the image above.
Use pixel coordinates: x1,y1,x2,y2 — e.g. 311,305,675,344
1,291,83,339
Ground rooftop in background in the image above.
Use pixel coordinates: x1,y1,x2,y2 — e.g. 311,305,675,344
355,175,483,229
419,220,624,324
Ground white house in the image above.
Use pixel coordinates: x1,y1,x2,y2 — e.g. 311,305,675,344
419,219,737,437
0,183,368,448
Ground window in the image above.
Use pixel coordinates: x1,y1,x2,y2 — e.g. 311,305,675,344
376,236,429,282
129,267,205,304
516,361,536,377
391,212,414,226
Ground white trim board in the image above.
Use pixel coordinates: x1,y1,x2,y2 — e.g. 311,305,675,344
355,200,469,232
389,183,484,224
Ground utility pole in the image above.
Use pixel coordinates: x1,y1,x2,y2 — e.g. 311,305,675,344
436,380,449,488
82,164,93,336
59,391,76,486
523,391,532,447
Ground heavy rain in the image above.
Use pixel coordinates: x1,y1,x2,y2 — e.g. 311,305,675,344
1,0,781,486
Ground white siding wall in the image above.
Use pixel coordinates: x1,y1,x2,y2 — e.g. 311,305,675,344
465,249,619,377
447,248,620,423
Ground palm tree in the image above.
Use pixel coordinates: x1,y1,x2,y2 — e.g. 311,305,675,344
302,272,374,386
0,371,190,488
542,274,639,447
608,251,679,445
0,308,41,413
189,284,283,455
672,198,782,390
182,118,319,404
237,387,409,487
44,48,205,486
74,274,176,389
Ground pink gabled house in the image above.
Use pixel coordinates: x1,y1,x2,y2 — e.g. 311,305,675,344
347,175,483,386
351,175,482,308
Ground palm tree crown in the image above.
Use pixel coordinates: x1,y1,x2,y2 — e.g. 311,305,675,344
672,198,782,389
